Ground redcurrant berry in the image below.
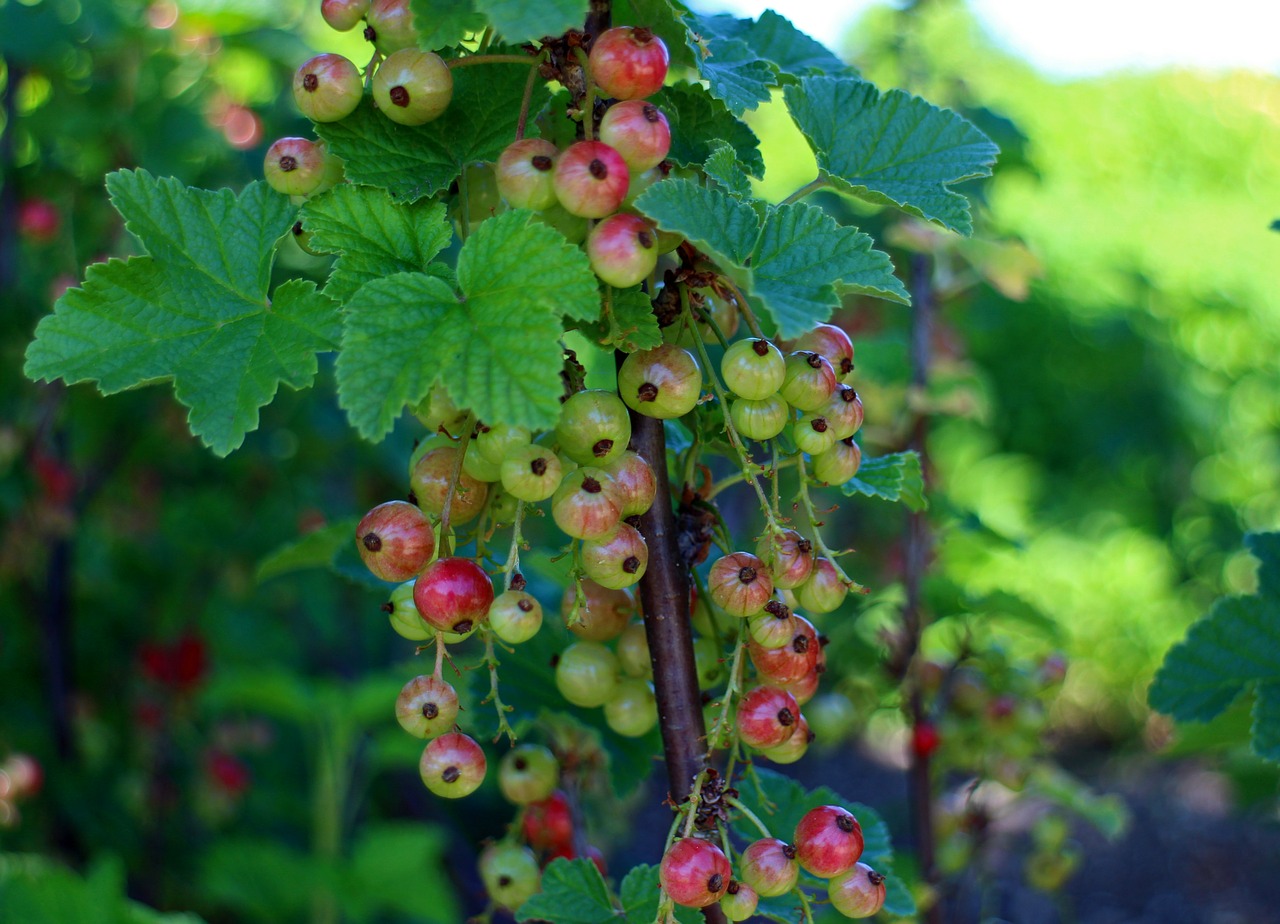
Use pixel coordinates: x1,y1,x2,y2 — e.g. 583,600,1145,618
796,557,848,614
780,351,838,411
293,53,363,122
356,500,435,582
499,444,564,502
755,530,814,590
479,843,542,910
395,674,459,738
811,438,862,485
793,412,838,455
736,685,800,750
372,49,452,125
365,0,417,54
708,551,773,617
551,468,625,540
749,614,819,684
322,0,369,32
740,838,799,897
555,389,631,465
729,395,790,441
719,881,759,922
603,678,658,737
598,100,671,173
412,556,494,635
587,213,659,288
659,837,731,908
496,138,560,210
760,713,813,764
553,141,629,218
263,137,326,196
748,600,797,650
581,521,649,589
600,450,657,517
409,445,489,524
488,589,543,644
617,344,703,419
828,862,886,918
523,790,573,851
563,579,634,641
822,385,864,440
555,641,620,708
419,731,486,798
498,743,559,805
794,805,864,878
721,338,786,400
616,622,651,677
589,26,669,100
793,323,855,380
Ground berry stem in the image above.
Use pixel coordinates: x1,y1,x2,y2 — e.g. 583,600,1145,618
514,55,542,141
480,627,517,744
704,619,747,763
796,887,817,924
794,453,866,593
713,275,767,341
501,501,527,589
724,795,772,840
780,177,827,205
706,457,795,500
437,412,477,558
433,631,447,679
445,53,540,69
573,47,596,141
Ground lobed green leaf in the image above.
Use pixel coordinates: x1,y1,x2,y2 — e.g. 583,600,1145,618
684,10,776,114
410,0,487,50
515,859,613,924
650,83,765,179
480,0,588,43
840,451,927,511
619,865,701,924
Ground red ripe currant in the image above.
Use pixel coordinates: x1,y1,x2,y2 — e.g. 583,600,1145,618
321,0,369,32
553,141,629,218
719,880,759,922
755,529,814,590
581,522,649,589
793,323,855,380
616,622,651,677
748,600,797,650
617,344,703,419
793,412,838,455
828,862,886,918
797,557,848,614
740,838,799,897
412,556,494,635
523,790,574,850
409,445,489,524
811,438,862,486
729,395,789,441
293,53,363,122
760,712,813,764
372,49,452,125
587,213,658,288
780,351,838,411
794,805,864,878
721,338,786,400
911,721,941,759
479,843,542,911
498,743,559,805
365,0,417,54
395,674,459,738
659,837,732,908
563,579,634,641
779,657,822,706
822,385,864,440
555,389,631,465
488,589,543,644
264,137,327,196
598,100,671,173
551,468,625,540
736,685,800,750
589,26,670,101
749,614,819,684
18,198,60,243
496,138,560,210
356,500,435,581
603,678,658,737
555,641,620,707
708,551,773,617
419,731,486,798
499,444,564,502
600,450,657,517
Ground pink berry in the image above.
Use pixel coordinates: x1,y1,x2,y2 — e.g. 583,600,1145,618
551,468,625,540
412,556,494,635
708,552,773,617
553,141,629,218
589,26,669,100
372,49,453,125
419,731,486,798
811,438,862,486
617,344,703,419
365,0,416,54
496,138,560,210
755,530,814,590
322,0,369,32
409,445,489,524
739,838,799,897
355,500,435,582
749,614,819,684
263,137,327,196
523,790,573,850
293,53,363,122
395,674,459,738
18,199,60,243
780,350,838,411
600,450,657,517
659,837,731,908
793,323,855,380
563,579,634,641
581,521,649,589
736,685,799,750
828,862,886,918
794,805,864,878
796,557,848,614
586,213,658,288
821,385,864,440
598,100,670,173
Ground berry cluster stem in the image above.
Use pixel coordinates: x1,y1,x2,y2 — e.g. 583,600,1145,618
479,627,516,743
445,53,541,69
794,453,866,592
437,412,477,558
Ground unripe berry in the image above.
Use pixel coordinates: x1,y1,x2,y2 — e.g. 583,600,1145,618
796,557,848,614
793,323,855,380
551,468,625,540
694,635,728,688
600,450,657,517
708,551,773,617
413,556,494,635
759,713,813,764
499,444,564,502
373,49,453,125
748,600,797,650
488,590,543,644
356,500,435,581
604,678,658,736
581,522,649,589
811,438,862,485
589,26,670,100
780,351,838,411
563,579,634,641
587,213,659,288
553,141,629,219
396,674,459,738
822,385,864,440
555,641,620,708
616,622,652,677
498,743,559,804
263,137,326,196
410,445,489,523
365,0,417,54
659,837,731,908
495,138,560,210
475,423,532,464
293,54,363,122
828,863,886,918
462,446,502,482
311,142,346,195
722,338,786,400
414,383,469,433
556,389,631,465
749,614,819,684
480,843,542,910
729,395,789,441
524,790,574,851
322,0,369,32
534,203,589,243
386,579,432,640
740,838,799,897
736,685,799,749
755,530,814,590
794,805,864,878
719,881,759,922
598,100,671,173
617,344,703,419
419,731,486,798
793,413,838,455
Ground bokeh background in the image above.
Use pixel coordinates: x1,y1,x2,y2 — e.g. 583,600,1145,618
1,0,1277,921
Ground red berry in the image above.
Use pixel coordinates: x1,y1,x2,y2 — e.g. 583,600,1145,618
589,26,669,100
739,838,799,897
821,385,864,440
263,137,327,196
373,49,452,125
170,632,209,691
496,138,560,210
551,468,625,540
794,805,864,878
409,445,489,524
498,743,559,805
581,521,649,589
755,530,815,590
523,790,574,850
321,0,368,31
749,614,819,684
828,862,886,918
617,344,703,419
586,213,658,288
396,674,460,738
18,199,60,243
708,551,773,617
736,685,800,750
912,721,941,759
293,53,363,122
205,750,251,795
356,500,435,582
659,837,731,908
553,141,629,219
796,557,848,614
419,732,486,798
598,100,671,173
412,556,494,635
562,579,634,641
793,323,855,380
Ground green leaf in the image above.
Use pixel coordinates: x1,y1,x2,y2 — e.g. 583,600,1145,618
635,180,906,338
1246,531,1280,598
479,0,588,43
701,9,848,79
201,839,317,920
840,451,927,511
702,142,753,198
784,76,999,235
24,170,340,456
337,210,598,440
685,11,776,114
650,83,764,179
1027,766,1131,840
580,286,663,354
300,186,453,303
317,62,551,202
612,0,696,70
410,0,486,50
515,859,613,924
256,519,359,583
1254,683,1280,761
340,823,461,923
619,865,700,924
